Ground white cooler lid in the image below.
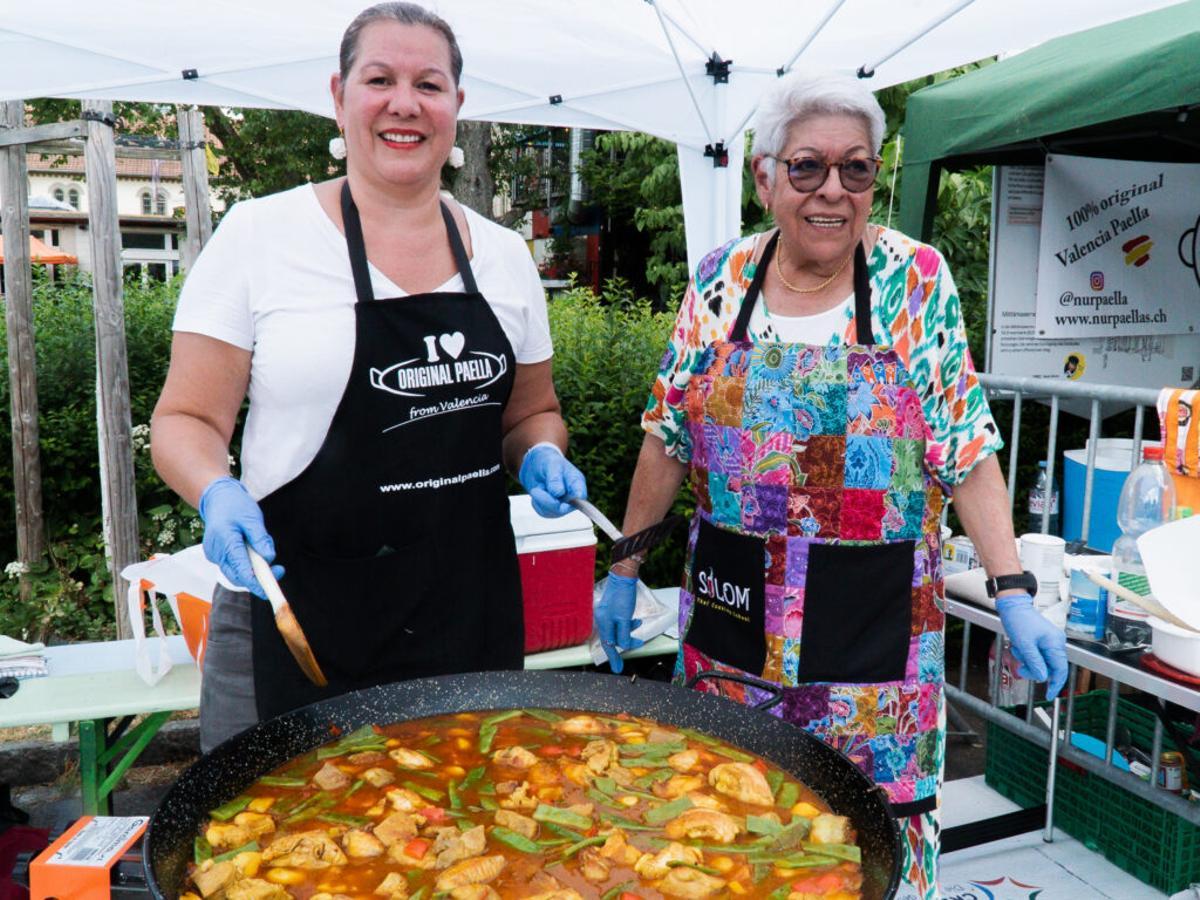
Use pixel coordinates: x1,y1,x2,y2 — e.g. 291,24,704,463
509,494,598,553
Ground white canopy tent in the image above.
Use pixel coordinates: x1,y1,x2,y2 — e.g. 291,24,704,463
0,0,1187,269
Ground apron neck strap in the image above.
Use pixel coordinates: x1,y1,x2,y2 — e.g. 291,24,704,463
339,181,479,303
729,230,874,346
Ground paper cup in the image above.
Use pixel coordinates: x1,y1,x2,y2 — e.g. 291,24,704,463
1020,533,1066,608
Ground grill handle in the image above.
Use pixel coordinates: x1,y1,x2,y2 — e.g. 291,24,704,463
686,670,784,711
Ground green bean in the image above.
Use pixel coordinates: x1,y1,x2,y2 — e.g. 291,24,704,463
766,769,784,797
193,836,213,865
524,708,563,723
559,836,607,859
448,780,462,810
343,779,365,799
708,744,755,763
208,795,251,821
316,812,370,827
776,782,800,810
258,776,307,788
746,814,783,836
543,822,587,843
482,709,525,727
799,841,860,863
667,860,722,876
586,788,624,810
491,826,542,854
620,741,686,757
479,724,498,754
770,853,843,869
533,803,592,830
461,766,486,788
212,840,258,863
600,882,634,900
402,780,445,803
644,795,692,825
767,885,792,900
409,888,427,900
598,813,658,832
480,797,499,811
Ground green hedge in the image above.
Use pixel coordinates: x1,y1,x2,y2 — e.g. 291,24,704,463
1,275,687,641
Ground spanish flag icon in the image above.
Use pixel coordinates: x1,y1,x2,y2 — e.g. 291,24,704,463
1122,234,1152,267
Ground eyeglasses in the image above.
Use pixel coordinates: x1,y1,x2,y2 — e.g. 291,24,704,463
768,154,881,193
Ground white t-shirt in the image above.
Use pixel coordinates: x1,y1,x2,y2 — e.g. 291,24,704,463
747,291,853,344
173,183,552,499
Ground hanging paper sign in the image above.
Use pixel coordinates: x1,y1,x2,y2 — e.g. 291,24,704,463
1035,154,1200,339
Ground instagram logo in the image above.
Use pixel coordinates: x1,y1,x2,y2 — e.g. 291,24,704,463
1090,271,1105,291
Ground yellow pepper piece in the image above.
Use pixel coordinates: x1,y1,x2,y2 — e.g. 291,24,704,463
246,797,274,813
791,801,821,819
266,868,305,886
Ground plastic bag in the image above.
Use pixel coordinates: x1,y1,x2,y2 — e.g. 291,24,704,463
587,575,677,666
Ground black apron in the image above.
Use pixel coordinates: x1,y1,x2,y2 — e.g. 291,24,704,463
250,182,524,720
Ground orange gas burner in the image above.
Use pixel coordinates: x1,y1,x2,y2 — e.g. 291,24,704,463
30,816,147,900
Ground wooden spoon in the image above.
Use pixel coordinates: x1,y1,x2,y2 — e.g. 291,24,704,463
1085,570,1200,635
248,548,328,686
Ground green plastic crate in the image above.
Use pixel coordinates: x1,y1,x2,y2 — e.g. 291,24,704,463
984,690,1200,895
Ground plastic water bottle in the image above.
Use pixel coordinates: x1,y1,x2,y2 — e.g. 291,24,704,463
1106,445,1175,650
1026,461,1060,535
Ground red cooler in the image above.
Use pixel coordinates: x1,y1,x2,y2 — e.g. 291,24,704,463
509,495,597,652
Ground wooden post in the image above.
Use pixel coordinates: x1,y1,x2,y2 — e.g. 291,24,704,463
82,99,139,639
176,106,213,272
0,100,46,591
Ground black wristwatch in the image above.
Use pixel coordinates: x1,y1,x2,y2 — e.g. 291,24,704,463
984,570,1039,599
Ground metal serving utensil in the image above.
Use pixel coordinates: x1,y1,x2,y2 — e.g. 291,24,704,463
570,498,684,563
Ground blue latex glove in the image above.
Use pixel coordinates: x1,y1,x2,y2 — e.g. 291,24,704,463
996,592,1068,699
198,476,284,600
595,572,644,673
518,443,587,517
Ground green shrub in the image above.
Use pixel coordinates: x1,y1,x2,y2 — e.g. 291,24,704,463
0,270,190,640
547,280,691,587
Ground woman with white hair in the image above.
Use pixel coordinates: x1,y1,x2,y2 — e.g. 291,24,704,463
596,70,1067,897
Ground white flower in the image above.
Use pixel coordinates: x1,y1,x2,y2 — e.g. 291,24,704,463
329,135,347,160
130,423,151,452
4,561,29,579
447,145,465,169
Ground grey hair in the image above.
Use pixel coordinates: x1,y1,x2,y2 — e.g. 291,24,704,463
751,70,885,186
339,2,463,85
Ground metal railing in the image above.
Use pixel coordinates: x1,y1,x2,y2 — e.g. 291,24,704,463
951,374,1198,833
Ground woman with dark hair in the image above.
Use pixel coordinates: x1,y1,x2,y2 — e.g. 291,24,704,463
151,2,585,751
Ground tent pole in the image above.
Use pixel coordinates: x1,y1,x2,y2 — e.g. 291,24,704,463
778,0,850,75
647,0,715,145
857,0,980,78
0,99,47,601
177,106,213,273
82,99,140,640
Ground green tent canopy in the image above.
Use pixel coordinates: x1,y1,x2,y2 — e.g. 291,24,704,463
898,0,1200,239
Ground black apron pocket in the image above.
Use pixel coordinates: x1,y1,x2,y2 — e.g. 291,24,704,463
797,540,914,684
685,518,767,675
291,539,433,684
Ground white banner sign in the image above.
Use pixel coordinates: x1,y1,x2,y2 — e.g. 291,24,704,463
989,166,1200,411
1035,153,1200,338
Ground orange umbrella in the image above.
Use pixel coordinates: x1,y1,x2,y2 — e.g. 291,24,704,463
0,234,78,265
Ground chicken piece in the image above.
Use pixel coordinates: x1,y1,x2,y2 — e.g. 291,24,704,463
491,745,538,769
389,747,435,769
205,822,252,851
554,715,609,735
449,886,500,900
434,825,486,868
232,812,276,839
342,829,385,858
597,829,641,866
580,739,618,774
524,892,584,900
659,865,727,898
634,842,703,880
498,781,537,811
653,774,705,799
374,872,408,898
535,785,564,804
434,855,506,891
648,727,684,744
374,811,421,846
667,749,700,772
312,894,354,900
387,841,436,870
565,802,593,820
605,764,635,788
577,846,611,883
232,851,262,878
312,761,351,791
664,808,743,844
493,809,538,839
386,787,426,812
527,762,561,786
708,762,774,806
225,878,290,900
362,766,395,788
561,763,593,787
809,813,853,845
685,792,727,811
192,860,240,898
347,750,388,766
261,832,347,869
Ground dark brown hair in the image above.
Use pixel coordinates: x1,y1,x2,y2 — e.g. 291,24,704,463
339,2,462,85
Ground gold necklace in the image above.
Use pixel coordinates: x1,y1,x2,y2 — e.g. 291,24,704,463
774,239,852,294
